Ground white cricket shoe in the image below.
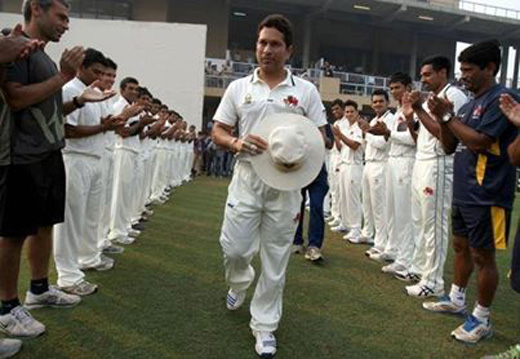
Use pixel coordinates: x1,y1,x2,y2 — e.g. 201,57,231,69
451,315,492,344
369,251,394,263
0,306,45,338
381,262,406,275
365,247,380,257
0,338,22,358
226,289,246,311
330,225,348,233
405,284,444,298
114,236,135,245
252,330,277,358
422,295,467,315
24,286,81,310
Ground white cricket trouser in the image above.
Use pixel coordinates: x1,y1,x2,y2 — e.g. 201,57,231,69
108,148,136,240
54,153,102,287
97,148,114,250
338,163,363,230
386,157,415,263
145,150,157,202
323,153,331,215
361,161,387,245
151,148,168,200
411,157,453,291
220,161,301,332
328,154,341,222
130,153,146,224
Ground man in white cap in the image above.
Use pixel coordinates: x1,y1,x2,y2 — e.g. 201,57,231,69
212,14,328,358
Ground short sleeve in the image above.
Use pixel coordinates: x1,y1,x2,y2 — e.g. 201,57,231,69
213,81,238,127
476,96,510,140
305,85,327,127
447,88,468,114
62,82,81,126
5,59,28,85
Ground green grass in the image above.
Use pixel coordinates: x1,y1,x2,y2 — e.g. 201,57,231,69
13,176,520,358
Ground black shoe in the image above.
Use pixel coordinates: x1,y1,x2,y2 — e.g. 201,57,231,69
132,222,146,231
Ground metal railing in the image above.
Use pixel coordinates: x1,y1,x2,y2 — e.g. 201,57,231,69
414,0,520,20
205,60,423,96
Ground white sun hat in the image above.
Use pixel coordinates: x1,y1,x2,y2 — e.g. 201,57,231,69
249,112,325,191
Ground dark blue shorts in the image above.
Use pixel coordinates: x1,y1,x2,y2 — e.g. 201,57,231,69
452,205,511,250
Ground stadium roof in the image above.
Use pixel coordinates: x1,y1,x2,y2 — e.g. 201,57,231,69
231,0,520,43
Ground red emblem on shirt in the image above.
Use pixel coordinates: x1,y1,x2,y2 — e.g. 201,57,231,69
473,105,483,118
423,187,434,196
283,95,299,107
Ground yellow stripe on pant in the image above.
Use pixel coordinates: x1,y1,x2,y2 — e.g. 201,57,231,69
491,206,507,250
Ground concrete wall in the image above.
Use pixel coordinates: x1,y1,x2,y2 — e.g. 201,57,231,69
168,0,229,58
0,12,207,129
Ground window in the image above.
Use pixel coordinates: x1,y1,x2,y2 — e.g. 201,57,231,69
68,0,132,20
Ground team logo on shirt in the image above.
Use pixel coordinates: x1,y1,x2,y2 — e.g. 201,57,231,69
244,93,253,104
423,187,434,196
283,95,299,108
472,105,483,119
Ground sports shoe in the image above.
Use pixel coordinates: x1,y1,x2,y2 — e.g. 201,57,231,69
346,235,373,245
394,270,421,283
328,219,341,227
365,247,380,257
252,330,277,358
305,247,323,262
482,344,520,359
226,289,246,311
330,225,348,233
369,251,394,263
422,295,467,315
102,244,124,254
132,222,146,231
114,236,135,245
405,284,444,298
143,208,154,217
128,229,140,238
291,244,303,254
451,315,492,344
0,306,45,338
0,338,22,358
81,255,114,272
381,262,406,275
60,280,98,297
24,286,81,310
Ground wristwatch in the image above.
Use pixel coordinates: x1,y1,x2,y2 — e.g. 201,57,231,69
442,110,455,124
73,96,85,109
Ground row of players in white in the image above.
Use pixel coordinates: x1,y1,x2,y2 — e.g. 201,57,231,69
327,83,468,297
53,78,194,289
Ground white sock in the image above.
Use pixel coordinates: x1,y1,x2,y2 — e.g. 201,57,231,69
449,284,466,307
472,303,491,323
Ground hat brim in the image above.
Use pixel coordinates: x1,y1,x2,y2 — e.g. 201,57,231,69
250,113,325,191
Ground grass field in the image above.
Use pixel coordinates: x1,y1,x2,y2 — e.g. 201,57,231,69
12,176,520,358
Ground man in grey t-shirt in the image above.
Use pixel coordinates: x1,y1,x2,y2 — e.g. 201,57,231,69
0,0,115,339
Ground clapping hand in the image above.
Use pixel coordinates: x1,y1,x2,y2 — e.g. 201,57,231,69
101,115,126,131
357,116,371,133
500,93,520,127
427,94,454,123
0,24,45,64
368,121,389,136
59,46,84,82
78,80,117,104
